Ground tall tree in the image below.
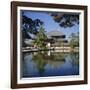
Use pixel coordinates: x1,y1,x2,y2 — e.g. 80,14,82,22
22,13,43,37
33,26,47,49
21,12,44,47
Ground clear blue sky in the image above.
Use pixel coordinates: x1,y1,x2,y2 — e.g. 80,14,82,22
22,11,79,39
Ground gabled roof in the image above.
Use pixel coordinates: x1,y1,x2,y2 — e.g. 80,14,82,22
47,30,65,37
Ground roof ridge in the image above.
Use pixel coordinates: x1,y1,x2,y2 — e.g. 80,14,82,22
47,30,65,36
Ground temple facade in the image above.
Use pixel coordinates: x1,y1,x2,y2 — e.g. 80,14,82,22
46,30,69,48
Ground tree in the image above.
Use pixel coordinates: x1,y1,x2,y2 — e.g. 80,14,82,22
69,32,79,49
22,14,43,35
21,13,44,47
33,26,47,49
49,13,79,28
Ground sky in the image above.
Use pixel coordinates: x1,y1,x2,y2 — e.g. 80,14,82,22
22,11,79,39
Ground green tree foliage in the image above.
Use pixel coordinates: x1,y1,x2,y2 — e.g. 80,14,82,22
49,13,79,28
69,32,79,48
22,12,44,47
33,27,47,49
22,13,43,37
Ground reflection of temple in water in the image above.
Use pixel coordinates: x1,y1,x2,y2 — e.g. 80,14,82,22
33,51,66,69
22,51,79,77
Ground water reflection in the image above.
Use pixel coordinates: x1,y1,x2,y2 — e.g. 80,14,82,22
22,51,79,78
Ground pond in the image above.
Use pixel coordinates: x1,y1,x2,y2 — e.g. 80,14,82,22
21,51,79,78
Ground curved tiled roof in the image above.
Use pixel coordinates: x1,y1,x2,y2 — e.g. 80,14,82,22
47,30,65,37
